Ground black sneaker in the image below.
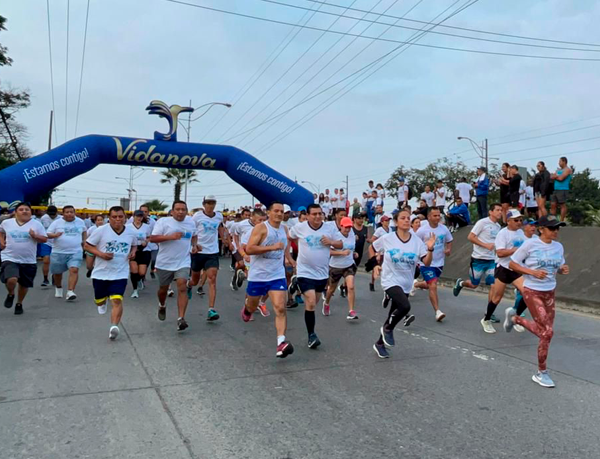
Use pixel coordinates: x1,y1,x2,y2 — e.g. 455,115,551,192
490,314,501,324
158,305,166,321
236,269,246,288
150,271,156,279
86,269,92,279
369,283,375,292
276,341,294,358
14,303,23,315
197,286,205,296
403,314,415,327
380,326,395,347
177,318,189,331
288,275,298,295
4,294,15,309
41,279,50,288
286,298,298,309
340,285,347,298
382,294,390,308
307,333,321,349
373,343,390,359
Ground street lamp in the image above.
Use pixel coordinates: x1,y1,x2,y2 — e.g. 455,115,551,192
178,101,232,201
301,181,320,194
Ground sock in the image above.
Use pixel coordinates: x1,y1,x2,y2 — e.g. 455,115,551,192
515,297,528,316
304,310,315,335
178,317,183,321
131,273,139,290
277,335,285,346
484,301,498,321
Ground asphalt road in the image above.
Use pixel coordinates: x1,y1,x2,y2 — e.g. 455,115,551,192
1,262,600,459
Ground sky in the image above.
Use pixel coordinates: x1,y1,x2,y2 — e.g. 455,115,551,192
2,0,600,211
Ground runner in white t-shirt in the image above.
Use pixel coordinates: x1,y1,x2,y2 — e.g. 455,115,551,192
126,210,153,298
85,206,138,340
150,201,199,332
369,209,435,359
241,202,296,358
46,206,87,301
369,216,391,292
231,208,261,294
414,208,453,322
128,204,158,284
85,214,106,278
228,208,250,291
39,205,60,287
420,186,435,207
288,204,343,349
0,203,48,315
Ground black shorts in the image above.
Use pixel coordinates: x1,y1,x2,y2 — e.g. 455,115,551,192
297,277,328,294
526,207,538,215
0,261,37,288
329,265,357,284
134,250,152,266
92,278,128,304
494,265,522,285
500,191,511,204
509,192,520,208
191,253,220,272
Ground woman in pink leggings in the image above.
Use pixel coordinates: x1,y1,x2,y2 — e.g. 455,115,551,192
507,215,569,388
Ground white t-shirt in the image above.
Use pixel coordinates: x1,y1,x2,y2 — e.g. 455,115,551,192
329,229,355,269
396,185,409,203
289,221,342,280
519,180,527,207
366,188,375,202
495,227,526,269
47,217,87,254
434,187,447,207
456,182,473,203
40,214,60,230
152,216,198,271
321,202,332,217
470,217,501,260
525,186,537,208
126,218,158,251
193,211,223,255
0,218,47,264
511,238,565,291
126,222,153,252
373,226,390,239
330,192,340,209
233,219,256,253
86,225,138,280
421,192,435,207
416,224,453,268
372,232,428,294
86,224,103,239
84,218,93,229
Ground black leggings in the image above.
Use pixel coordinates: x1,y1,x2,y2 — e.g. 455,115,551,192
377,286,411,345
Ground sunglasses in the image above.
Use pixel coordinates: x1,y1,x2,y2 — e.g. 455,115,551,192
513,219,522,222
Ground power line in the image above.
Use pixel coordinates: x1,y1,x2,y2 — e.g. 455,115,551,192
45,0,59,146
491,134,600,156
259,0,600,53
74,0,91,138
64,0,70,143
491,123,600,147
488,114,600,142
302,0,600,48
162,0,600,61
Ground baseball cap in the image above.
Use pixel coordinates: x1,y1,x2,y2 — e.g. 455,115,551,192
283,204,291,213
477,166,487,173
203,195,217,202
398,177,405,182
133,210,145,217
537,215,566,228
380,215,391,222
340,217,353,227
298,206,307,212
506,209,522,220
523,218,537,226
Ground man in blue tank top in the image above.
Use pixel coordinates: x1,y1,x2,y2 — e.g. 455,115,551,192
550,156,572,222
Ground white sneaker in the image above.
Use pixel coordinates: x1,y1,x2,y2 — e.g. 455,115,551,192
410,280,418,297
109,325,119,340
131,289,139,298
97,303,107,315
435,310,446,322
167,288,175,297
66,290,77,301
138,280,144,291
514,324,525,333
55,287,63,298
480,318,496,334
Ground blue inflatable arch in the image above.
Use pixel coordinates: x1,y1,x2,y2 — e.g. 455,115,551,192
0,102,313,210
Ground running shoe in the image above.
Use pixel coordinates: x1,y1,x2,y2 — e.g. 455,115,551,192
41,279,50,288
207,308,220,321
288,275,298,295
158,305,166,321
503,307,516,333
86,269,92,279
453,278,463,297
258,302,270,317
380,326,395,347
286,298,298,309
339,285,347,298
346,310,358,320
55,287,63,298
369,283,375,292
14,303,23,315
409,279,418,297
197,286,205,296
307,333,321,349
321,292,327,303
230,278,238,291
150,271,156,279
480,318,496,334
514,324,525,333
177,318,189,331
131,290,139,299
382,294,390,308
4,294,14,309
138,280,145,291
98,303,107,315
435,310,446,322
276,341,294,358
109,326,119,340
186,287,192,300
532,370,555,388
403,314,415,327
236,270,246,288
490,314,501,323
167,288,175,297
373,343,390,359
322,302,330,316
241,306,252,323
66,291,77,301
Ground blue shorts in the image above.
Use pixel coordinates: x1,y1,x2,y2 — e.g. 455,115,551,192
50,252,83,274
37,243,52,257
246,278,288,297
469,258,496,286
93,278,128,304
420,266,443,283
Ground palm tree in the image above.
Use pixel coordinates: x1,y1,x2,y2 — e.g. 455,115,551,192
142,199,168,212
159,169,198,201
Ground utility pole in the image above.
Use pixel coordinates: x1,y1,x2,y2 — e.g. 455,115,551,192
184,98,191,203
346,175,349,210
48,110,54,150
484,138,489,172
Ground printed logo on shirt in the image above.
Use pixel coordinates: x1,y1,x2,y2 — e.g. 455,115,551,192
532,249,562,273
435,234,445,249
105,240,131,256
62,226,83,236
305,235,323,249
387,249,417,266
512,238,525,248
8,231,30,242
199,221,219,233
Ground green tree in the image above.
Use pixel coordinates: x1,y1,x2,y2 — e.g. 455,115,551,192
565,168,600,225
159,169,199,202
142,199,168,212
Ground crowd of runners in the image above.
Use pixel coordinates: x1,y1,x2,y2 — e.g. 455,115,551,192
0,157,574,388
